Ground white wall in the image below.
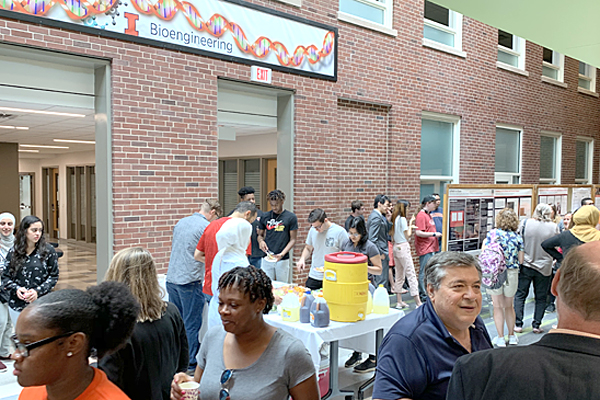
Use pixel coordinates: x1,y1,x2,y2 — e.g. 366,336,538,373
19,150,95,238
218,133,277,158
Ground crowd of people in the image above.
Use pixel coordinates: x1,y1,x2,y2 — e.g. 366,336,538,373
0,189,599,400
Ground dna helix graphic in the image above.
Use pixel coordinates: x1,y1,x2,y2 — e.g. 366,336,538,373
0,0,335,68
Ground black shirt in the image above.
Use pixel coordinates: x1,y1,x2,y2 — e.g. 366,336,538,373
99,302,189,400
541,230,584,266
258,209,298,260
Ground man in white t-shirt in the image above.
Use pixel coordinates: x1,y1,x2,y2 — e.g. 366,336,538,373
297,208,349,290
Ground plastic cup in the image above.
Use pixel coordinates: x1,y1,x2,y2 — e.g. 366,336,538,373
180,381,200,400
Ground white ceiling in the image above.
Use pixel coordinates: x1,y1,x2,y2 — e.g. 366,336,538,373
0,100,95,159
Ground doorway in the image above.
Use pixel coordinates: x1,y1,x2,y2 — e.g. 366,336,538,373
19,173,35,221
42,167,59,239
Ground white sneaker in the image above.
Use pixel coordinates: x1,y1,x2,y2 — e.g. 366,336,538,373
492,336,506,347
508,335,519,345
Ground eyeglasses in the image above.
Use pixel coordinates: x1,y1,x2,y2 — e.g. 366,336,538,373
219,369,233,400
11,331,75,358
348,232,361,237
313,223,324,231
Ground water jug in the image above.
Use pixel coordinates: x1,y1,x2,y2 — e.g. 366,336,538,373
373,284,390,314
367,290,373,315
310,294,330,328
299,290,314,323
281,290,300,322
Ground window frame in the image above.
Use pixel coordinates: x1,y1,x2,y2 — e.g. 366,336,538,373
578,62,597,93
494,124,523,184
337,0,397,36
497,31,526,72
539,131,562,185
541,48,565,83
575,137,594,184
420,111,461,188
422,2,464,57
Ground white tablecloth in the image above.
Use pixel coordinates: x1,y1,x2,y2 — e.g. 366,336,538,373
264,309,404,371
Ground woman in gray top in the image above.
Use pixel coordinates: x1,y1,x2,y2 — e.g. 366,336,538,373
171,266,319,400
514,203,559,334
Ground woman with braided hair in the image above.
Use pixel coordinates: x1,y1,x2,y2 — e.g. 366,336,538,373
11,281,140,399
171,266,319,400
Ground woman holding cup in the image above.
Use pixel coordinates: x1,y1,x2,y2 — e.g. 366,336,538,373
171,266,319,400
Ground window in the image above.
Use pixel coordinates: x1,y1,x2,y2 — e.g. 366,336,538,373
542,48,565,82
575,138,593,184
539,133,562,184
420,112,460,199
495,126,522,184
579,62,597,93
497,30,526,71
423,1,463,54
338,0,395,33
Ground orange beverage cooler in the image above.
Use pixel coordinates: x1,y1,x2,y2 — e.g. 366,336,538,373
322,252,369,322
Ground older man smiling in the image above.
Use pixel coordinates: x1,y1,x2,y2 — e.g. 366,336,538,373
373,252,492,400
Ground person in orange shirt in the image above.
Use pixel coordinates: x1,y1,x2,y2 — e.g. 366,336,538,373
12,281,139,400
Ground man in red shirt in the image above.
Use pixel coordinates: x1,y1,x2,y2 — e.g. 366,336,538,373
414,195,442,302
194,201,257,296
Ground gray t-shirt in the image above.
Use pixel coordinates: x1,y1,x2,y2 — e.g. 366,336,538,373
196,327,314,400
520,218,559,276
306,223,349,280
166,213,209,285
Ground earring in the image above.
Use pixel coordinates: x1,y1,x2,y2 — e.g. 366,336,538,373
67,352,73,357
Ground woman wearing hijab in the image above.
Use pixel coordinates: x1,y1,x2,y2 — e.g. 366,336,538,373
206,217,253,328
0,212,16,372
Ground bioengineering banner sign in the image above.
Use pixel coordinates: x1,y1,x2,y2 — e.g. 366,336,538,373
0,0,337,80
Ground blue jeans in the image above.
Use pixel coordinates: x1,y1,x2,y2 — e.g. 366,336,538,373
248,256,262,269
418,252,436,302
166,281,205,369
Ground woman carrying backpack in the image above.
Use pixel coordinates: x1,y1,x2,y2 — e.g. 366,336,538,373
482,208,523,347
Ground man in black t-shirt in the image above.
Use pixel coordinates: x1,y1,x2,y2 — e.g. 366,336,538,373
257,190,298,283
344,200,366,231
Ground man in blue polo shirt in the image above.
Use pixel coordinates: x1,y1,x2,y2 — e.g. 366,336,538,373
373,252,492,400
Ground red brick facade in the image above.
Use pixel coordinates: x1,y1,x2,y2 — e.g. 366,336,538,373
1,0,598,280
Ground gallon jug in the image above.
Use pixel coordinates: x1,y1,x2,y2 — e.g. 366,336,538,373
310,295,330,328
373,285,390,314
299,290,315,323
281,290,300,322
367,290,373,315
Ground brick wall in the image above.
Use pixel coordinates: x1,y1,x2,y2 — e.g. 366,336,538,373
1,0,599,279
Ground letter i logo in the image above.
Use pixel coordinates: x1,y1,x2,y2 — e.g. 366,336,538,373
124,13,139,36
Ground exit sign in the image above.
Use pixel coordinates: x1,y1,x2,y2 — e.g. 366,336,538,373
251,66,272,84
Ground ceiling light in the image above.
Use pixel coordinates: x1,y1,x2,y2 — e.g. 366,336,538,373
20,144,69,149
53,139,95,144
0,107,86,118
0,125,29,130
19,149,39,153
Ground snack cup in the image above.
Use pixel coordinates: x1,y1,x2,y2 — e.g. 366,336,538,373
180,381,200,400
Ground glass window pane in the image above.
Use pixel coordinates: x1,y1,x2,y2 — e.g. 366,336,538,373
424,25,454,46
424,1,449,26
222,160,238,215
421,119,453,176
543,48,554,64
579,61,587,75
579,78,591,90
498,50,518,67
539,136,556,180
420,183,435,203
340,0,385,25
244,159,261,209
498,30,513,49
495,128,520,173
542,65,558,80
576,141,589,180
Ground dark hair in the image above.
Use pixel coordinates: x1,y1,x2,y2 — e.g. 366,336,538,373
10,215,48,274
238,186,255,198
581,197,593,206
29,281,140,358
267,190,286,202
308,208,327,223
348,217,368,247
373,194,390,209
218,266,274,314
390,200,410,237
421,195,437,206
351,200,363,213
234,201,257,216
424,252,481,290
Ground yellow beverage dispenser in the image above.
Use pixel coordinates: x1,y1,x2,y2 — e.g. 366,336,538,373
322,252,369,322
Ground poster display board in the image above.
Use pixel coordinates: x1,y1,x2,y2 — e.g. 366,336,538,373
444,185,534,253
537,187,568,216
571,186,594,211
595,186,600,208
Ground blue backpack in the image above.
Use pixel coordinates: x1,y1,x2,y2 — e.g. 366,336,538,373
479,229,507,290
